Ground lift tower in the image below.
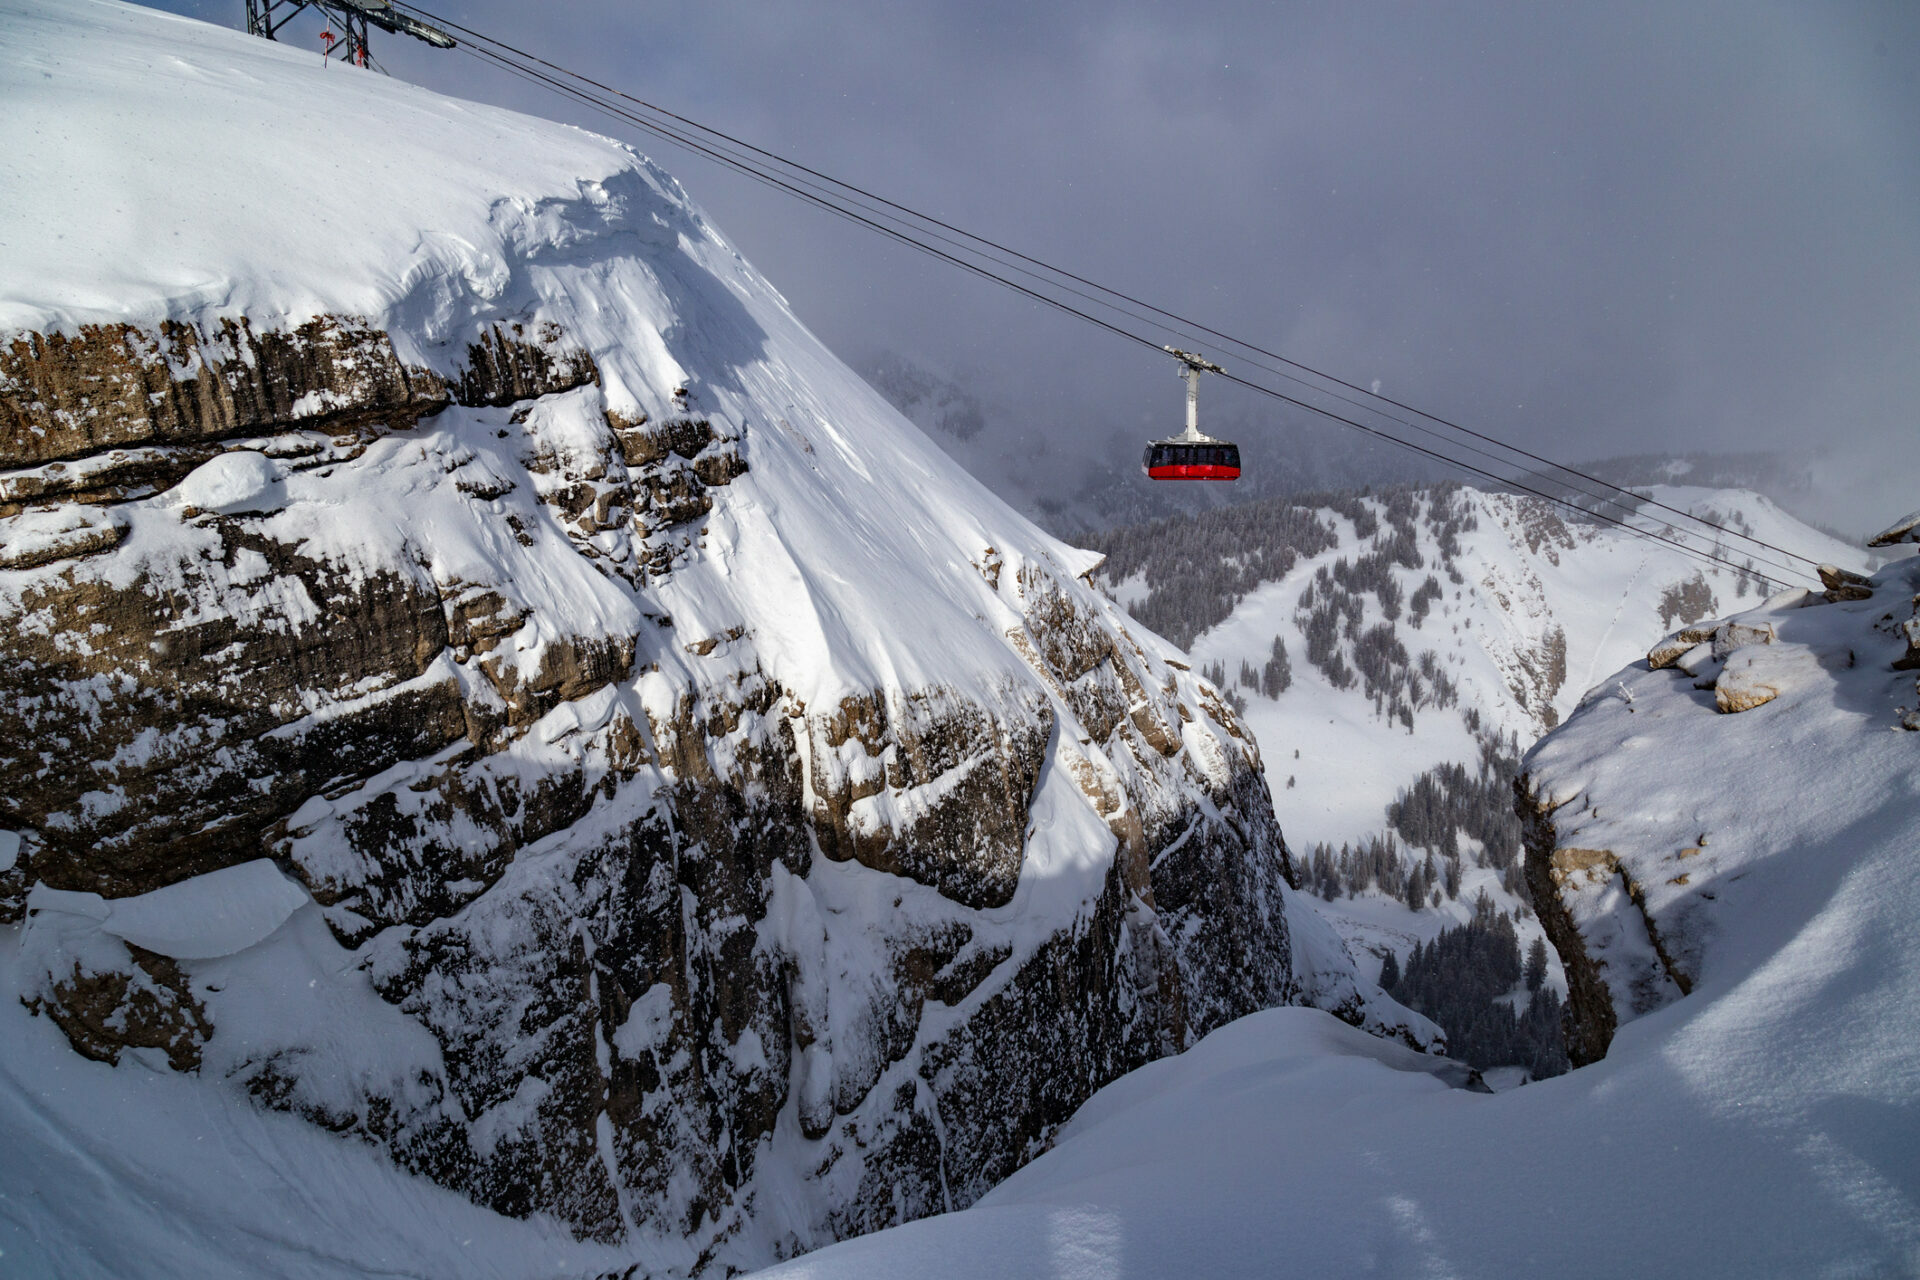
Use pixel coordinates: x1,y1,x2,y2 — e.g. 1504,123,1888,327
245,0,454,69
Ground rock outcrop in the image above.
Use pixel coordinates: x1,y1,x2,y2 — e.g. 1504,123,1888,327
1867,508,1920,549
1469,495,1583,732
1,317,453,467
1642,617,1805,714
1520,547,1920,1063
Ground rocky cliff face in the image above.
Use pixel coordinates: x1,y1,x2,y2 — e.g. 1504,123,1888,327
0,4,1425,1270
1517,544,1920,1065
1,310,1416,1265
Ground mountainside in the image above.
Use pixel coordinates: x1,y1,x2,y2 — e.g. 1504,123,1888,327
0,3,1427,1275
1085,481,1871,1077
744,517,1920,1279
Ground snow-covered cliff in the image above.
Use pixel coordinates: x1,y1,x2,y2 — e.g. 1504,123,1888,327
0,1,1429,1274
1519,530,1920,1063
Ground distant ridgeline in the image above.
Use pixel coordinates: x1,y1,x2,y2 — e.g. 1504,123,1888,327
1088,481,1777,664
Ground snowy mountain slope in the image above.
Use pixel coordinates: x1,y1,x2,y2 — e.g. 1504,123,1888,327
0,2,1433,1275
747,523,1920,1280
0,947,639,1280
1088,482,1868,1072
1175,484,1866,847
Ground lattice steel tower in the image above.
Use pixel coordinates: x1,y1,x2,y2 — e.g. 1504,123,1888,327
245,0,453,69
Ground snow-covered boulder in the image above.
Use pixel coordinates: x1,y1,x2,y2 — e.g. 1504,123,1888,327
0,0,1425,1269
170,451,288,516
1713,640,1804,712
1646,623,1717,670
1818,562,1875,602
1867,507,1920,547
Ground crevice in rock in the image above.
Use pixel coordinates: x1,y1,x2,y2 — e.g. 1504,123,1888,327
1517,776,1693,1067
1518,778,1618,1066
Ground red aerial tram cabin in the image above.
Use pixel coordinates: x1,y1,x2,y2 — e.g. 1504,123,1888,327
1144,347,1239,482
1143,438,1241,480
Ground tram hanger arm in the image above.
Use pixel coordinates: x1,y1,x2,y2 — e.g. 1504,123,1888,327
1163,345,1224,375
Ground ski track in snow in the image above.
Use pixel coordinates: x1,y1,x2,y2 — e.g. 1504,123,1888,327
1577,546,1650,696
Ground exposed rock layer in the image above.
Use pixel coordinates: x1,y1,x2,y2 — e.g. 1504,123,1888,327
2,317,450,465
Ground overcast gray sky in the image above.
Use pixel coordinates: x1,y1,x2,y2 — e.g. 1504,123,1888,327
150,0,1918,531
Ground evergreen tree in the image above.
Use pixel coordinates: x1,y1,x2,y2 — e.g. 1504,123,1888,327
1379,949,1401,990
1520,987,1571,1077
1389,907,1567,1078
1402,862,1425,910
1262,635,1292,697
1525,936,1549,991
